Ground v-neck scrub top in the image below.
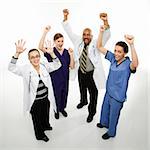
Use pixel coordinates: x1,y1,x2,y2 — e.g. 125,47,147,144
105,51,136,102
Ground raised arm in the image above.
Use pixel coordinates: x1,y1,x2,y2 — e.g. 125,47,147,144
8,39,27,76
124,35,139,70
99,13,111,46
97,25,108,55
38,25,51,53
62,9,80,44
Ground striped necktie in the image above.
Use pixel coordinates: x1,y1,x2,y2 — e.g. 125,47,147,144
80,45,88,73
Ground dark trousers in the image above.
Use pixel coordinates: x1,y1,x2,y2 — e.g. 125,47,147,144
78,69,98,116
54,82,68,112
30,97,50,139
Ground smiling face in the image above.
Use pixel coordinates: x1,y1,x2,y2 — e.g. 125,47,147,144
28,49,40,67
114,41,128,63
114,45,126,62
54,37,64,50
82,28,93,45
53,33,64,51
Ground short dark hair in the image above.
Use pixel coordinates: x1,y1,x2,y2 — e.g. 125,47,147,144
115,41,128,53
28,49,40,57
53,33,63,41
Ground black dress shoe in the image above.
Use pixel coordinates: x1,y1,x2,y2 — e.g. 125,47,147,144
54,112,59,119
61,110,68,117
86,115,93,123
102,133,111,140
37,135,49,142
77,102,88,109
44,126,53,131
97,123,108,129
97,123,104,128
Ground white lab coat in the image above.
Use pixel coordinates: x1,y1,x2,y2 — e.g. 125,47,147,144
62,21,111,89
8,57,61,113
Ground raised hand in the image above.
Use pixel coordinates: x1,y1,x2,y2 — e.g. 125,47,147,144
125,35,138,69
63,9,69,21
63,9,69,17
44,25,51,33
68,48,73,55
15,39,26,54
99,13,108,21
44,40,54,54
124,35,134,45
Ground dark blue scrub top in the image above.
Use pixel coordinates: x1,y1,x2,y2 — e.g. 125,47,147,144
44,47,70,87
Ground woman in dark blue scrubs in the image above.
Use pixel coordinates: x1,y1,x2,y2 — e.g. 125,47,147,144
39,26,75,119
96,25,139,140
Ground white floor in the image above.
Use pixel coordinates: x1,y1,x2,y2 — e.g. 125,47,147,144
0,69,149,150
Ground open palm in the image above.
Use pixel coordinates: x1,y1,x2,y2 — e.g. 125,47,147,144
44,40,53,54
15,39,26,54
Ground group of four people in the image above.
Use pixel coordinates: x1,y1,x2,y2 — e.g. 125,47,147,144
8,9,138,142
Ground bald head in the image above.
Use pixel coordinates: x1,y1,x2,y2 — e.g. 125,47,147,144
82,28,93,45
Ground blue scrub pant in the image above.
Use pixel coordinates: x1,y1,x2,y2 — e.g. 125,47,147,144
100,92,123,137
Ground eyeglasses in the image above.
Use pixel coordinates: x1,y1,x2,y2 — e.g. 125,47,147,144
30,55,40,60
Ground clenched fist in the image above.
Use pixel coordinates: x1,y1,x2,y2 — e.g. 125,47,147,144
99,13,108,21
124,35,134,45
63,9,69,16
63,9,69,21
44,25,51,33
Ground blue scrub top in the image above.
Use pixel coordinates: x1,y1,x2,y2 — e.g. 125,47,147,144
105,51,136,102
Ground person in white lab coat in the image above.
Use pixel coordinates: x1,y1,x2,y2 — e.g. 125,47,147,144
62,9,111,123
8,39,61,142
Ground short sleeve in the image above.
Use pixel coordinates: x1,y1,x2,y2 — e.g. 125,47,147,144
129,62,136,73
130,68,136,73
44,52,53,62
105,51,115,63
125,57,136,74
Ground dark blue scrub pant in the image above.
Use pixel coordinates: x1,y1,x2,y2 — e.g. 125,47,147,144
100,92,123,137
54,83,68,112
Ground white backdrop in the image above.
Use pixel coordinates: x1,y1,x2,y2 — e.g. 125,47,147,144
0,0,149,150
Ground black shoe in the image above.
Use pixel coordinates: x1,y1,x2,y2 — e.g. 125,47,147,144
37,135,49,142
86,115,93,123
44,126,53,131
102,133,111,140
77,102,88,109
54,112,59,119
97,123,108,129
97,123,104,128
61,110,68,117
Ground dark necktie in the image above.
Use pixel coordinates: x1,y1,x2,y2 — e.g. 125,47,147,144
80,45,88,73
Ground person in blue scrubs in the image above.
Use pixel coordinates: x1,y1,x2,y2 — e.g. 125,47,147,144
96,25,139,140
39,26,75,119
